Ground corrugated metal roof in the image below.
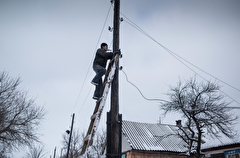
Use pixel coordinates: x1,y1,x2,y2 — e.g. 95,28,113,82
202,141,240,150
122,120,188,152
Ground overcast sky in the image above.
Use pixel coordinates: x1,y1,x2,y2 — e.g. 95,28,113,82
1,0,240,157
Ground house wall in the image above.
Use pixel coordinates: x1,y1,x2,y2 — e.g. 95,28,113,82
123,150,188,158
122,133,132,152
202,146,240,158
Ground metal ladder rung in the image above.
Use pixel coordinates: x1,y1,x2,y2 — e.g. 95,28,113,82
83,135,90,142
91,113,97,120
96,96,103,103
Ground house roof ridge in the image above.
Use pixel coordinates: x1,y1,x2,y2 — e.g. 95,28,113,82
122,119,177,126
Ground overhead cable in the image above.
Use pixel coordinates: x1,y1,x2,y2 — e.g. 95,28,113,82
120,13,240,106
121,69,170,103
121,13,240,93
73,4,113,112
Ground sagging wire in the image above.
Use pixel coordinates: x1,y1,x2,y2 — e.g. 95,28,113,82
121,68,240,109
120,13,240,106
120,67,170,103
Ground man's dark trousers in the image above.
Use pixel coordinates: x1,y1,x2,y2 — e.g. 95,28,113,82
92,64,106,98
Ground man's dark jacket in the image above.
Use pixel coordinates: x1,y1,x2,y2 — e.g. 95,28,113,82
93,48,113,68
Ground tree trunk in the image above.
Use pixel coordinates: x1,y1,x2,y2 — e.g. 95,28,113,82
196,130,202,158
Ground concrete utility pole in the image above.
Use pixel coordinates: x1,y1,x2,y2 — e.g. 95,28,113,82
66,113,75,158
107,0,122,157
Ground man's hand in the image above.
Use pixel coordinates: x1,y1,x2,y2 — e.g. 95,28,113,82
115,49,121,55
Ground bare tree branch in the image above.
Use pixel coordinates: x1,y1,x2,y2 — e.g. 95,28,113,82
25,145,47,158
0,71,46,153
160,76,238,158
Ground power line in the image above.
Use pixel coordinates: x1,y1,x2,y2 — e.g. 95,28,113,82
72,4,113,112
120,13,240,106
121,68,240,109
121,68,169,103
121,13,240,94
77,86,92,115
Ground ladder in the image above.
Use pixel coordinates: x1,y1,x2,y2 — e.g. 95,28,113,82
80,54,120,157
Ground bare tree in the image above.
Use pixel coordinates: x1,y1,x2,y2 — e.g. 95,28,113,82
62,129,85,158
61,128,106,158
0,71,46,152
25,145,47,158
90,128,106,158
161,77,238,158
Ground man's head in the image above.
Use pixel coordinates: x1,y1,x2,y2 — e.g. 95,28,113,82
101,43,108,50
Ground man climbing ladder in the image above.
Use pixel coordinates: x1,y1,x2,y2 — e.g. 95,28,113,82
80,51,121,157
91,43,121,100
